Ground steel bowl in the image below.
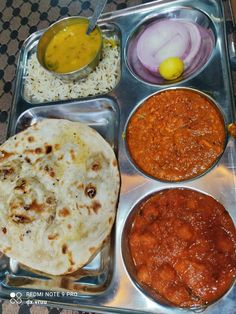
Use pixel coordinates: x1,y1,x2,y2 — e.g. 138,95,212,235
122,187,236,311
37,16,103,81
124,87,228,183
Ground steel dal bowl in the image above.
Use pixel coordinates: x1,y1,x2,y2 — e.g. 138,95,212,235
37,16,103,81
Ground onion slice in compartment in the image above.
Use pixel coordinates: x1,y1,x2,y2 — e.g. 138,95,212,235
181,21,202,68
136,20,190,72
136,19,206,76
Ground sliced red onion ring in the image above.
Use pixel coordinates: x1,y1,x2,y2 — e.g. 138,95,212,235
184,23,214,76
181,21,202,68
137,20,191,72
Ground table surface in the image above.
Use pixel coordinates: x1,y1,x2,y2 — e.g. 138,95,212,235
0,0,236,314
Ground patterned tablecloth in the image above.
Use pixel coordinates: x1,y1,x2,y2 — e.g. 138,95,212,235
0,0,236,313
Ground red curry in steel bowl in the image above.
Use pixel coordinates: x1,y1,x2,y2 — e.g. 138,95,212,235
126,88,226,182
122,188,236,308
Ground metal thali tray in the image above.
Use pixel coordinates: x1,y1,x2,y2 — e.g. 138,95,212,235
1,0,236,313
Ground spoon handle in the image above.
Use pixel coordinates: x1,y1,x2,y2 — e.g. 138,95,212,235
86,0,108,35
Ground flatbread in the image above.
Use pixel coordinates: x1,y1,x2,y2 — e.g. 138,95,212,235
0,119,120,275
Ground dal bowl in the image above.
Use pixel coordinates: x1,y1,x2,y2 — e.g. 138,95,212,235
37,16,103,81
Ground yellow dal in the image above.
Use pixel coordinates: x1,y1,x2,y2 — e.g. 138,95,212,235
44,21,101,73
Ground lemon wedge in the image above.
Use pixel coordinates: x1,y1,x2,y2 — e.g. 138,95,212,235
159,57,184,80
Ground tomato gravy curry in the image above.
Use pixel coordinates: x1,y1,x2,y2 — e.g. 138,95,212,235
126,89,226,181
128,189,236,307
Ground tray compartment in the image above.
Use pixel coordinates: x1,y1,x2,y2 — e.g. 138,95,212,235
18,23,121,105
14,97,119,150
126,6,215,85
1,96,120,295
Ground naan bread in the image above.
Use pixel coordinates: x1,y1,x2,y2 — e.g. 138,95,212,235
0,119,120,275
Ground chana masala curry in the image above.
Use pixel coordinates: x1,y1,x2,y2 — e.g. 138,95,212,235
128,189,236,308
126,89,226,181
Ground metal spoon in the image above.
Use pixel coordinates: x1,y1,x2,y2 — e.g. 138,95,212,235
86,0,108,35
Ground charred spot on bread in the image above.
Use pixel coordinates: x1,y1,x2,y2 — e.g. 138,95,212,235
35,147,42,154
46,196,56,205
14,179,26,192
49,170,55,177
91,161,101,171
11,214,32,224
25,157,31,163
0,167,15,180
62,244,68,254
44,165,55,177
91,200,101,214
54,143,60,150
45,145,52,154
89,246,96,254
48,233,59,240
70,149,76,160
28,200,44,213
59,208,70,217
85,184,97,199
0,151,14,161
2,227,7,234
28,136,34,143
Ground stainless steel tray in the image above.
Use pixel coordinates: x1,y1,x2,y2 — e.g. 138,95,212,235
2,0,236,313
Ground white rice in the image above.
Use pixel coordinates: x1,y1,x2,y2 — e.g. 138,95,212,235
24,37,120,103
